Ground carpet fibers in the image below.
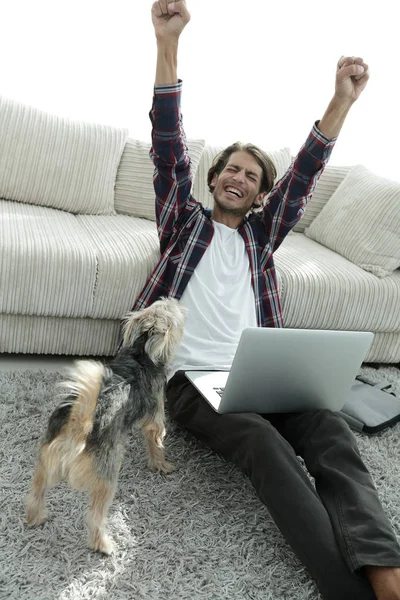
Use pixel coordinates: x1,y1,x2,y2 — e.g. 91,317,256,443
1,364,399,600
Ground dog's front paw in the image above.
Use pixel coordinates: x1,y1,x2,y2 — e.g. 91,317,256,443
148,459,175,474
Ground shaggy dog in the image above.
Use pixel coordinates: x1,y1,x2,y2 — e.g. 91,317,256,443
25,297,186,554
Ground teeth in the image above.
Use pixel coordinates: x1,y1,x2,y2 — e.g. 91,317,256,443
226,187,243,198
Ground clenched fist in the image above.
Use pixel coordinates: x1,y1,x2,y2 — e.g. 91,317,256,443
335,55,370,104
151,1,191,41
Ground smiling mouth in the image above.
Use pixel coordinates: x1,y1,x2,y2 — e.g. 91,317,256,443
224,187,244,199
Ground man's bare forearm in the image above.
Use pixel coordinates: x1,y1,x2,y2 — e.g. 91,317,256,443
317,96,354,140
155,40,179,86
152,1,189,86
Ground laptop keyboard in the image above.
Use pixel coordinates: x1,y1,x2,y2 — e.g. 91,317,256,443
213,387,225,398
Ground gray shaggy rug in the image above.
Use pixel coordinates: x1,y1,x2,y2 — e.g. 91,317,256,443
1,363,399,600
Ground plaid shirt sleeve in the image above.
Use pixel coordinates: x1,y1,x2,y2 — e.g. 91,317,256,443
150,80,195,254
261,121,337,252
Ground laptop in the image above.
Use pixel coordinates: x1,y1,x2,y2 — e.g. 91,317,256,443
184,327,374,414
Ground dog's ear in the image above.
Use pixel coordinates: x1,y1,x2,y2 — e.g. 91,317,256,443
121,310,153,347
121,298,186,362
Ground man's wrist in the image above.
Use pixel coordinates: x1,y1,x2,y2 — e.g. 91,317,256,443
156,37,179,50
317,96,353,140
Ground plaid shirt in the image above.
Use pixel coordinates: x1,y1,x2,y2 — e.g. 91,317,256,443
119,80,336,349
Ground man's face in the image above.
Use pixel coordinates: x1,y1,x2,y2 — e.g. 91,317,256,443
211,151,264,217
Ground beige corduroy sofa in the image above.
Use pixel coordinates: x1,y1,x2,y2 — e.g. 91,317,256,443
1,95,399,362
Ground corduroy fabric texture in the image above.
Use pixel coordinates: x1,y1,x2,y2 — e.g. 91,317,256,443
305,164,400,277
0,95,128,215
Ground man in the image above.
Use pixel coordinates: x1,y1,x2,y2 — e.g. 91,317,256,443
122,2,400,598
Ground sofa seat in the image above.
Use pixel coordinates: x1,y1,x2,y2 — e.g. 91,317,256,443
0,200,97,317
0,200,160,320
275,231,400,333
75,215,159,319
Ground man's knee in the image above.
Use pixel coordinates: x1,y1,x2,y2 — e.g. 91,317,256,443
302,408,359,454
312,409,353,435
302,408,345,428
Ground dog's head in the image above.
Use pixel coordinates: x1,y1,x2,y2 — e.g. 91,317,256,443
121,297,187,365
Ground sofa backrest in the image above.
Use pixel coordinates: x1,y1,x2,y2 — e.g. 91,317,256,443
0,95,128,215
114,138,205,221
0,92,354,227
292,160,353,232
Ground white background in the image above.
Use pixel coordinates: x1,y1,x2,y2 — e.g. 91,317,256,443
1,0,398,181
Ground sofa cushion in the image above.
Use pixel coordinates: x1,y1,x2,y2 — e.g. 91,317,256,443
0,314,120,356
192,145,292,209
293,163,352,233
75,215,160,319
0,95,128,215
274,232,400,332
0,200,98,317
1,313,399,361
305,165,400,277
114,138,205,221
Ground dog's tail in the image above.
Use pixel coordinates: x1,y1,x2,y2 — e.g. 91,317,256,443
55,360,105,455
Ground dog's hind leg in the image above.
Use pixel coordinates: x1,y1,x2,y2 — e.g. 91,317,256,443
66,451,117,555
25,442,63,527
86,477,117,555
141,401,174,474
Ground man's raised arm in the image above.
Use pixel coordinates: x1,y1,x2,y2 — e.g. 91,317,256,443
150,1,192,253
262,55,370,253
152,1,190,84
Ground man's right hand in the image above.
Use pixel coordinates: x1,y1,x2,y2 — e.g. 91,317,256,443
151,1,191,42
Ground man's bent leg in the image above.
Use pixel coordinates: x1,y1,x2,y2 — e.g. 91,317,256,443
166,372,377,600
273,409,400,575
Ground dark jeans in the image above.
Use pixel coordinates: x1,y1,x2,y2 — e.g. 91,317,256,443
166,371,400,600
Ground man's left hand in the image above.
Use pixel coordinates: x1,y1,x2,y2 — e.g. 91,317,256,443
335,56,370,105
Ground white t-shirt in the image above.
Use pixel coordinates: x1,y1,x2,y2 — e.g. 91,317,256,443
168,220,257,380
